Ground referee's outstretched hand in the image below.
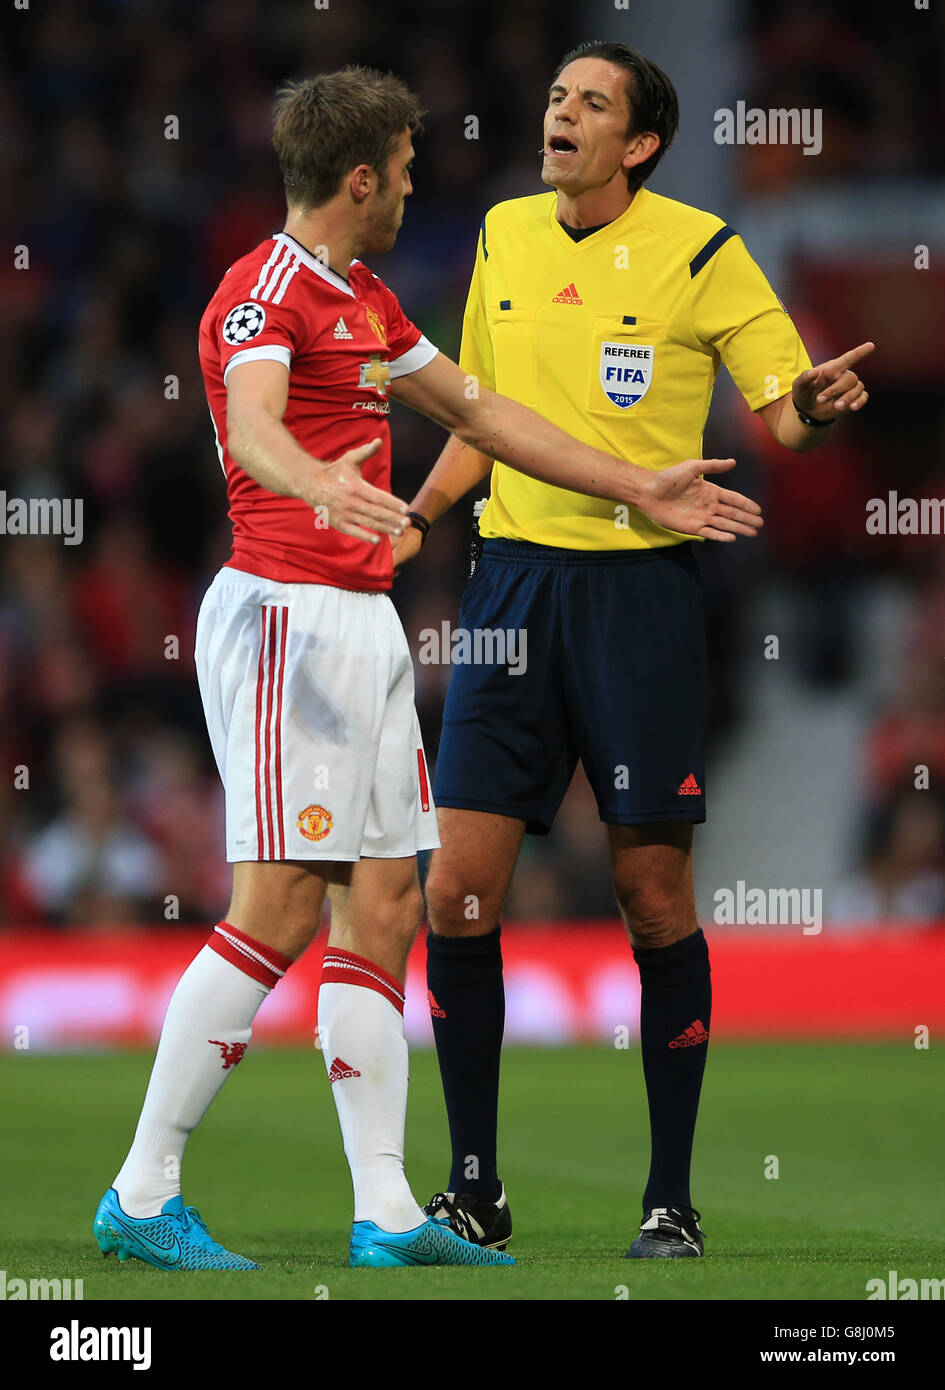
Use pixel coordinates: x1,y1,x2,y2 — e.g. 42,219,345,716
792,341,873,421
310,438,409,545
639,458,763,543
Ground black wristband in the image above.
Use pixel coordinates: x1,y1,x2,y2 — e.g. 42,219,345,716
793,398,835,428
406,511,431,544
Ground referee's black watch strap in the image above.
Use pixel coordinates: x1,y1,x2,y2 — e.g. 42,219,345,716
407,511,431,544
792,398,835,428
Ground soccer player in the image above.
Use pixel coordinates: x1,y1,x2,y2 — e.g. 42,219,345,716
92,66,760,1272
395,42,872,1257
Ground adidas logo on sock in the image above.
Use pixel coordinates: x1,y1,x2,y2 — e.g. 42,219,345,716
677,773,702,796
552,282,583,304
427,989,447,1019
668,1019,709,1049
328,1056,362,1083
333,316,353,340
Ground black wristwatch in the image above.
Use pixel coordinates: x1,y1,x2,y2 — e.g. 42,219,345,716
406,511,431,544
793,398,835,428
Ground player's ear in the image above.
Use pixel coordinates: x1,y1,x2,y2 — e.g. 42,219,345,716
348,164,374,204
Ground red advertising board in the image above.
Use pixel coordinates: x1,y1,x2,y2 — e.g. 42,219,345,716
1,925,942,1049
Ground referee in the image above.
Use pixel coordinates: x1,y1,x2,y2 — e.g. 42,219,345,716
395,40,872,1257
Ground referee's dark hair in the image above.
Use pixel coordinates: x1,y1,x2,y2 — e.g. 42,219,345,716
552,41,679,193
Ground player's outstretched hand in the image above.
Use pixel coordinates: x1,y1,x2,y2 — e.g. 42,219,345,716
638,458,763,542
308,438,409,544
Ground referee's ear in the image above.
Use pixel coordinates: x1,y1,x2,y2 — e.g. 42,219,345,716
623,130,661,176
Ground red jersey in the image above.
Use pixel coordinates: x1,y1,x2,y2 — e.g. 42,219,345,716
199,232,437,589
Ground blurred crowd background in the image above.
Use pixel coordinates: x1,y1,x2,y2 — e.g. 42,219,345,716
2,0,944,929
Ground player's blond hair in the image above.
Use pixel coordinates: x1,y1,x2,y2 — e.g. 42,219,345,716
273,67,425,210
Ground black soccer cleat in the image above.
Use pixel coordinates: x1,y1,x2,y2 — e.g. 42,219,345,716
424,1185,512,1251
624,1205,704,1258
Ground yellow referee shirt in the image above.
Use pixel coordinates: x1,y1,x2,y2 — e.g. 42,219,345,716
461,187,812,549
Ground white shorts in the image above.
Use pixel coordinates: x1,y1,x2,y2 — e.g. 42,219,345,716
194,567,440,862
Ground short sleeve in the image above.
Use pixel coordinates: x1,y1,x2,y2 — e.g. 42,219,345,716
369,274,438,378
690,233,811,410
217,290,310,385
458,220,495,392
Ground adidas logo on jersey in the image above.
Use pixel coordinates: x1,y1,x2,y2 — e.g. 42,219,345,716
333,317,354,340
677,773,702,796
328,1056,362,1083
669,1019,709,1049
552,282,583,305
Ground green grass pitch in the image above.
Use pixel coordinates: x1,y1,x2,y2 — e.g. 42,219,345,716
2,1042,942,1301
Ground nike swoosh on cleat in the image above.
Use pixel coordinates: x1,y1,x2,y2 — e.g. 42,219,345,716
106,1213,182,1265
372,1233,441,1265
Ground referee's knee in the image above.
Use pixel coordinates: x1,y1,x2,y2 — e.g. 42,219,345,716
615,885,695,950
424,864,499,938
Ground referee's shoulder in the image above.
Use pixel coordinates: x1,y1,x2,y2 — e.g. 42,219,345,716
636,190,741,273
479,191,556,239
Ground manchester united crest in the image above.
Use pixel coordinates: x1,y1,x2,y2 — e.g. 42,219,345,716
365,306,387,346
297,804,333,842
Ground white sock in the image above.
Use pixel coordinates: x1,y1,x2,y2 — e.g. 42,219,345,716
318,947,426,1233
113,922,290,1218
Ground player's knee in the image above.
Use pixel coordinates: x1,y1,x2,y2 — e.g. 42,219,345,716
227,862,324,959
371,881,424,942
424,864,497,937
402,882,425,937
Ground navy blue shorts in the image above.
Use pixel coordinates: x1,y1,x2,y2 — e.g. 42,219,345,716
433,538,706,833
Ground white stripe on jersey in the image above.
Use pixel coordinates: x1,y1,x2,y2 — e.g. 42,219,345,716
259,248,294,302
274,232,355,298
223,344,292,384
250,241,283,300
271,255,301,305
387,335,439,379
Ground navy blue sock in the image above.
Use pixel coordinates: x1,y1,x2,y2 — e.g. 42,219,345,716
426,925,504,1202
632,928,711,1214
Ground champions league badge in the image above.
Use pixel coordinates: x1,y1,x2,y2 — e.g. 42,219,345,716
599,341,653,408
222,302,267,346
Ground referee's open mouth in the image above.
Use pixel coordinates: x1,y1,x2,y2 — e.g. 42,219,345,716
546,135,580,158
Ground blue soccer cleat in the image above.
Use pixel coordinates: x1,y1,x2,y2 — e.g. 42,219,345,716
93,1188,258,1271
349,1216,516,1267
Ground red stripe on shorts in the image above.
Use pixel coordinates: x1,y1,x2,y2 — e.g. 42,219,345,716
263,607,277,858
254,609,267,858
417,747,430,812
274,606,288,858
